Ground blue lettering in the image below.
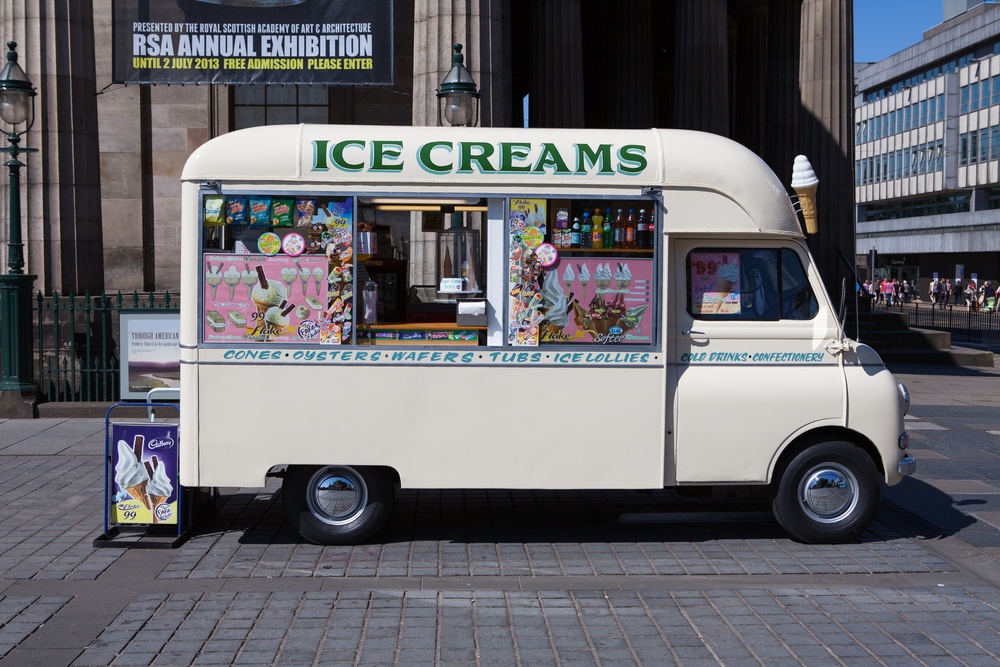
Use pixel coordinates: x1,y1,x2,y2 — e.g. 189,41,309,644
444,352,458,363
461,352,474,363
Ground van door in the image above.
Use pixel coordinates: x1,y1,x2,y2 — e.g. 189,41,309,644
670,240,845,484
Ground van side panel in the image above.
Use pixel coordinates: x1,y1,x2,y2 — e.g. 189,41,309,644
191,363,667,489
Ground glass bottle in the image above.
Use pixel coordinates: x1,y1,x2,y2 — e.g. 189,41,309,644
637,208,649,250
626,208,637,248
603,209,614,249
570,217,581,248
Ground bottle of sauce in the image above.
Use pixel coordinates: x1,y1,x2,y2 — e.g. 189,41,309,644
591,209,604,249
580,212,592,249
570,217,581,248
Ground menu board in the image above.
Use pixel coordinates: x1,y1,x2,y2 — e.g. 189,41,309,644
690,252,741,315
203,254,347,344
538,258,654,344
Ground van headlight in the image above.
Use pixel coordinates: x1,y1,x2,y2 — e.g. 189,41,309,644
897,382,910,416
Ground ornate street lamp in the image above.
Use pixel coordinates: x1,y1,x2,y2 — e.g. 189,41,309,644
436,44,480,127
0,41,38,408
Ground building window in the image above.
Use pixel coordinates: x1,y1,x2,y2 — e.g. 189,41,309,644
232,85,331,130
993,76,1000,106
981,127,990,162
960,133,968,166
962,85,970,114
972,81,981,112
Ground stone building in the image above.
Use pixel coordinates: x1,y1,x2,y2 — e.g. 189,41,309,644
0,0,853,297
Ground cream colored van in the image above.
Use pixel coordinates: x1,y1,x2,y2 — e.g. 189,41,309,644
179,124,914,545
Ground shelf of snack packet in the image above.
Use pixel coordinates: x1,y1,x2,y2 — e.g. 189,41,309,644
357,323,485,346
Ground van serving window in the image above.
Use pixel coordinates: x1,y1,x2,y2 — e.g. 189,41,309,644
199,191,659,348
687,248,817,321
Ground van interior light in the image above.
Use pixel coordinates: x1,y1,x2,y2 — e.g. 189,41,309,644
360,197,480,206
375,204,444,212
455,205,488,212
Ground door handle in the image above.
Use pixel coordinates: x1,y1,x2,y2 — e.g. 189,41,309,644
681,329,705,336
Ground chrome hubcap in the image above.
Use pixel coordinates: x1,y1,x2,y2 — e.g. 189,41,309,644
799,464,858,523
306,467,368,525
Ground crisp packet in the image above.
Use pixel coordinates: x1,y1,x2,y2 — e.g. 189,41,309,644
204,196,225,226
248,198,271,226
296,198,317,226
271,198,294,227
226,197,249,225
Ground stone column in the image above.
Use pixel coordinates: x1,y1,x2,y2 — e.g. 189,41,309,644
674,0,729,136
798,0,855,295
607,0,654,129
412,0,509,128
763,0,802,183
1,0,104,293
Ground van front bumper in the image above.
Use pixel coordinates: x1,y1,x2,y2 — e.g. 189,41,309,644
898,454,916,476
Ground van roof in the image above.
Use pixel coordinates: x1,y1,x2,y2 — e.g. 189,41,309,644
182,124,803,236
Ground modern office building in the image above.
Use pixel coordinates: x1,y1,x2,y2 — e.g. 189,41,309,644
1,0,855,297
855,0,1000,291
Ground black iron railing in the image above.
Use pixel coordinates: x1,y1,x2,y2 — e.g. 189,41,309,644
34,291,178,403
873,300,1000,351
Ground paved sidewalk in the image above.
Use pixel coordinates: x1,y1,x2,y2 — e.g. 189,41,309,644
0,361,999,665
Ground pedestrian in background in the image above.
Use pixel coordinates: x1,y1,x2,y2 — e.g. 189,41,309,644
929,276,939,307
944,279,953,309
965,281,977,310
954,279,963,306
884,278,895,306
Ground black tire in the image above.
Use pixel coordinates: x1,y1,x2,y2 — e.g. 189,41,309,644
770,440,881,544
283,465,394,545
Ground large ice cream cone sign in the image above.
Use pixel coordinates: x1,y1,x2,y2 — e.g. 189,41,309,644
791,155,819,235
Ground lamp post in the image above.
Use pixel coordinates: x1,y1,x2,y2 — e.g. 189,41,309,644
0,41,38,415
436,44,480,127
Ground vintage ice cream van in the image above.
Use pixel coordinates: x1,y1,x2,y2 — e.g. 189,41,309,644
179,124,914,545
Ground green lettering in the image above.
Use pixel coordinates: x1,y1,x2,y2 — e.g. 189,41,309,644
618,144,647,175
574,143,614,175
458,142,496,174
331,139,365,172
311,140,329,171
532,143,570,174
417,141,452,174
370,141,404,172
499,142,532,172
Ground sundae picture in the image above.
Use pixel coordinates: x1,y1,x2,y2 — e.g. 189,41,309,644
250,266,288,319
264,301,295,340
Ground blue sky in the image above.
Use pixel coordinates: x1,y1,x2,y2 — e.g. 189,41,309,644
855,0,944,62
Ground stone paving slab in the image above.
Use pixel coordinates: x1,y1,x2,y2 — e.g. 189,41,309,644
0,594,73,659
67,587,1000,667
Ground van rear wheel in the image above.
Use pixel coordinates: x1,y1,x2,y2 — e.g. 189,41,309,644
283,465,394,545
771,441,881,544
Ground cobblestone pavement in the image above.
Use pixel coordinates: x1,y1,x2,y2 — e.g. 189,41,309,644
0,361,998,665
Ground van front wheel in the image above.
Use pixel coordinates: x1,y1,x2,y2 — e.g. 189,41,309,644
771,441,881,544
283,465,394,545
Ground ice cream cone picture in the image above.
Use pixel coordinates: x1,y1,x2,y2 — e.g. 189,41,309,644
296,260,310,297
206,263,223,301
241,263,257,301
791,155,819,235
144,455,174,524
115,435,152,510
577,263,590,302
223,265,240,301
707,260,740,314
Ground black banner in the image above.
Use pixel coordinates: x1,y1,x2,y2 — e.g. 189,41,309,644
112,0,393,85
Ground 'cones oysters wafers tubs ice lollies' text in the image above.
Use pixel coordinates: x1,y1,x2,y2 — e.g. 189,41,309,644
791,155,819,235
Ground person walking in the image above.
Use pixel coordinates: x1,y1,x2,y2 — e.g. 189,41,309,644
929,276,939,307
944,279,953,309
983,281,996,312
965,280,977,310
954,279,963,306
884,277,895,307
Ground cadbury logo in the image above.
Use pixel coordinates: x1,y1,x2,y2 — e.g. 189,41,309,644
147,436,175,450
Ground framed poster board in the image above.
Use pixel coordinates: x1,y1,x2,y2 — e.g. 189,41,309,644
119,312,181,400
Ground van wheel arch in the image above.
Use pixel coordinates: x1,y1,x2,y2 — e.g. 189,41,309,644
769,434,882,544
282,464,396,545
